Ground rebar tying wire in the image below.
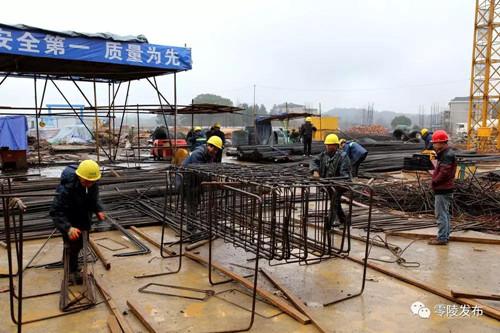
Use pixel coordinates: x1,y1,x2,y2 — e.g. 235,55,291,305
365,234,420,268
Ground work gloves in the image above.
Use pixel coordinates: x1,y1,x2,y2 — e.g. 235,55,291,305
68,227,81,241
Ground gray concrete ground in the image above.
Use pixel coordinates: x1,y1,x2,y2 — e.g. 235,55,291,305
1,225,499,332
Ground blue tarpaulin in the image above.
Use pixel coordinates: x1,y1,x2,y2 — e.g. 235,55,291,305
0,115,28,150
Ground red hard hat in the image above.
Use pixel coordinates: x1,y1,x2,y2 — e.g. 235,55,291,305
431,130,449,143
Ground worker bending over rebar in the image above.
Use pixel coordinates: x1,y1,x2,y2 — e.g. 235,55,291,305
50,160,105,284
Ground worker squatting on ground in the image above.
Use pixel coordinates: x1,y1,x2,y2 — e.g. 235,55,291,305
340,139,368,178
421,128,434,150
299,117,317,156
187,126,207,151
310,134,352,225
50,160,105,284
206,123,225,162
428,130,457,245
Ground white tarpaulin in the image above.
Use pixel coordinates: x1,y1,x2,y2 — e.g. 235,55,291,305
48,125,93,144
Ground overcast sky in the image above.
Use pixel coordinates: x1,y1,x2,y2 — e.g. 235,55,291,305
0,0,474,114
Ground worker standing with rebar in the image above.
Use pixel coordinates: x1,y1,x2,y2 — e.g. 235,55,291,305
50,160,105,284
428,130,456,245
310,134,352,225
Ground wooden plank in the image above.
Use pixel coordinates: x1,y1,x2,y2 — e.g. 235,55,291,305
184,251,311,324
386,231,500,245
347,256,500,321
127,300,158,333
107,314,122,333
94,277,134,333
89,238,111,270
451,290,500,301
185,236,217,251
131,227,310,325
260,269,328,333
130,226,176,255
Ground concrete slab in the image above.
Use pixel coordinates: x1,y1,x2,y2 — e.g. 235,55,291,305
1,226,499,332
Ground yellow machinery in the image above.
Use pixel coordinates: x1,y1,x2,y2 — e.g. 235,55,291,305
467,0,500,152
309,116,339,141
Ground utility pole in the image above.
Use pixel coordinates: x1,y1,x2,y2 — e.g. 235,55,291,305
253,84,256,122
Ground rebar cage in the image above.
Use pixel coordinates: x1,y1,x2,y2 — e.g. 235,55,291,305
164,163,368,263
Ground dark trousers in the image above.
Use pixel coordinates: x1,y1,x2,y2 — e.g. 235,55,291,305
303,137,312,156
335,191,346,225
63,235,83,273
352,152,368,177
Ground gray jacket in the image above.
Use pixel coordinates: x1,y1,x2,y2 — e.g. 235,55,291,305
310,150,352,179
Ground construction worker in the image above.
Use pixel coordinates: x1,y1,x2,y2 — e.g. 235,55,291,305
428,130,456,245
128,125,135,145
181,136,223,233
289,128,300,143
50,160,105,284
152,125,168,141
206,123,225,162
188,126,206,151
299,117,317,156
183,135,223,167
340,139,368,178
421,128,433,150
310,134,352,225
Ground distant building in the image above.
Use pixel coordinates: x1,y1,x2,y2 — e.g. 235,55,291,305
448,97,469,136
271,103,317,115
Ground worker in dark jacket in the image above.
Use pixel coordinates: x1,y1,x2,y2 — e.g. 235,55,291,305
340,139,368,177
421,128,434,150
428,130,456,245
152,126,168,140
50,160,105,283
310,134,352,225
206,123,226,162
299,117,317,156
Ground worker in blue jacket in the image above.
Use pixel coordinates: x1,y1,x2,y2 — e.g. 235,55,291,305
181,136,223,232
420,128,434,150
188,127,207,151
340,139,368,177
183,135,223,167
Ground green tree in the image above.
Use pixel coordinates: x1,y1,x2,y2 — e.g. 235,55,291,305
391,115,412,128
193,93,233,106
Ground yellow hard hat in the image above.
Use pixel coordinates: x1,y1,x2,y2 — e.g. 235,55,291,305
305,117,312,122
207,135,223,149
75,160,101,181
214,123,221,128
339,138,346,145
324,134,340,145
421,128,428,136
194,126,202,131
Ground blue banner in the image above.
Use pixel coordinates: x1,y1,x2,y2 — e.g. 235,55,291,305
0,25,192,71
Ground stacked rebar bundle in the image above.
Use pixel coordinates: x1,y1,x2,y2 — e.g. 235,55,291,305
370,171,500,233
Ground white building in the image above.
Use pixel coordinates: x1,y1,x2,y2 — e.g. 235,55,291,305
448,97,469,136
